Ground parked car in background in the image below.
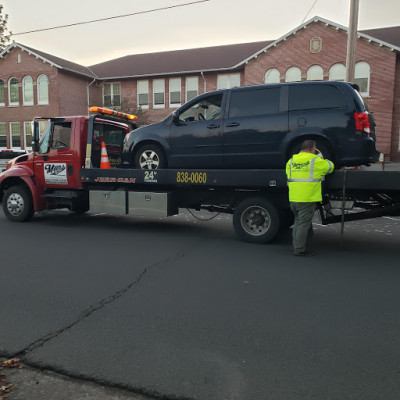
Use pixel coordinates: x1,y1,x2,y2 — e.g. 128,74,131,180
122,81,380,170
0,149,27,172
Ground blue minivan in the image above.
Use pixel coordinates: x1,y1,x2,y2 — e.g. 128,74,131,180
122,81,379,170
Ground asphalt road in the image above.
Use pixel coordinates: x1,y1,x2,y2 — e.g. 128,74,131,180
1,206,400,400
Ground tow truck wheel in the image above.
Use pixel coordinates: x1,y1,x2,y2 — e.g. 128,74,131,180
2,185,34,222
134,144,166,170
233,197,280,244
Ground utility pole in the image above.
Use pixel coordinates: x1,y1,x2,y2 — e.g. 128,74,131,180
345,0,359,82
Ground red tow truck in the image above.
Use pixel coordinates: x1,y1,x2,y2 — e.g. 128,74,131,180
1,107,399,244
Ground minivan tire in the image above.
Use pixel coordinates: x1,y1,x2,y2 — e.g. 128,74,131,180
134,144,166,170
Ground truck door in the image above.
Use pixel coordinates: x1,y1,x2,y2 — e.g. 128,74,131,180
34,120,80,188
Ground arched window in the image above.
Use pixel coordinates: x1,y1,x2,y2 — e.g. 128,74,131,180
307,65,323,81
264,68,280,84
285,67,301,82
8,77,19,105
37,74,49,105
355,62,370,96
329,63,346,81
23,76,34,105
0,79,4,106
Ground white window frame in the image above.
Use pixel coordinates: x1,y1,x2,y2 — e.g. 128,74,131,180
217,73,240,90
103,82,121,108
23,76,34,106
0,123,7,148
0,79,5,107
137,80,149,110
9,122,21,149
185,77,198,102
285,67,302,82
307,65,324,81
329,63,346,81
8,77,19,106
169,78,181,108
265,68,280,84
355,61,371,97
24,121,33,150
153,79,165,109
37,74,49,105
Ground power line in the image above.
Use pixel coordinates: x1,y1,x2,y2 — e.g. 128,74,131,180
301,0,319,24
12,0,210,36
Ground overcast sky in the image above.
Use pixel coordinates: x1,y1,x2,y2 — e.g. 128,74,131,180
3,0,400,66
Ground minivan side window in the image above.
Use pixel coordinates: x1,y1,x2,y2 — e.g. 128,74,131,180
289,85,347,111
179,94,223,122
228,88,280,118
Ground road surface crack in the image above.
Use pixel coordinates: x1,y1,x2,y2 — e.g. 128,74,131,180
15,246,191,357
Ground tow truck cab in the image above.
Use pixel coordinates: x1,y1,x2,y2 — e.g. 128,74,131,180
0,108,136,216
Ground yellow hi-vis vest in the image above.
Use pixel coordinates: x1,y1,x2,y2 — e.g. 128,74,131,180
286,152,334,202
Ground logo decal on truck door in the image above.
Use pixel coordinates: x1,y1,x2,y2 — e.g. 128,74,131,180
44,163,68,184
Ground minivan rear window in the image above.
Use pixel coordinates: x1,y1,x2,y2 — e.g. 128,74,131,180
228,87,280,118
289,85,347,111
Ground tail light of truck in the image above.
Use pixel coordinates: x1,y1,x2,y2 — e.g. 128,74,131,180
354,112,371,135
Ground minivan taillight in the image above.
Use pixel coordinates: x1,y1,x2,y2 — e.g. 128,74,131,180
354,112,371,135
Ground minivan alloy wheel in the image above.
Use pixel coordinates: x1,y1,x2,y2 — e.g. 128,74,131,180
139,150,160,169
134,144,166,170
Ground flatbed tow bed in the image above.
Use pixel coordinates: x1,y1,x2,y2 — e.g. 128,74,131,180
78,167,400,243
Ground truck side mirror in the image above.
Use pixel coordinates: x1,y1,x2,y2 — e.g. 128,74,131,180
31,121,40,152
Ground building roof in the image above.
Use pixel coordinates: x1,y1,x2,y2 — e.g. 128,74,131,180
89,16,400,80
88,41,273,79
0,42,97,79
2,16,400,81
359,26,400,48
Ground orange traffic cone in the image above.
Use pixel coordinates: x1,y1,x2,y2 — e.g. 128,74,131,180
100,141,111,169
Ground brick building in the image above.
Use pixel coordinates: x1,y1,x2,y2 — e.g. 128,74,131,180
1,16,399,160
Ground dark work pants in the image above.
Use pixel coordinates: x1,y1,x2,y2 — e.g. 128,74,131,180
290,202,316,254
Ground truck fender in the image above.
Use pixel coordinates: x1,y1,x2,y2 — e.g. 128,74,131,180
0,167,45,211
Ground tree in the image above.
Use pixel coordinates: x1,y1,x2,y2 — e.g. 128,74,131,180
112,98,151,127
0,4,11,52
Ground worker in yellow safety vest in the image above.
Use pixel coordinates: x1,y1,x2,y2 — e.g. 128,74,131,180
286,139,334,256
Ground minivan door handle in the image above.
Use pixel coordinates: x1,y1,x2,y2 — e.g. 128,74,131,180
207,124,220,129
226,122,240,127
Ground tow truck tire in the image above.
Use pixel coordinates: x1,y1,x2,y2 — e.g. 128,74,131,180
2,185,34,222
233,197,280,244
134,144,166,170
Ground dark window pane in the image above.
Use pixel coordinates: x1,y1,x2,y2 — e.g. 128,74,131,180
170,92,181,104
154,93,164,105
186,90,197,101
138,93,149,106
289,84,347,111
104,95,112,107
228,88,280,118
113,95,121,107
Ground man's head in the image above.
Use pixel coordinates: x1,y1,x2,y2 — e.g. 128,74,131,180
300,140,316,154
